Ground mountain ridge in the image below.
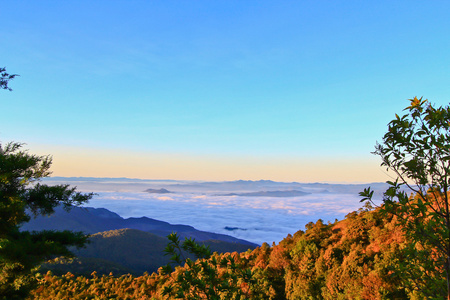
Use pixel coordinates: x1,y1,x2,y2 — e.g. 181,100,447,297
22,205,257,246
216,190,311,197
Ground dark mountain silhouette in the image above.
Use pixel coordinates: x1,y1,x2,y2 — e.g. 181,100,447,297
144,188,172,194
21,205,256,246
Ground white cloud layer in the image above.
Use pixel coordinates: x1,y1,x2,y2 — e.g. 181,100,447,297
84,191,363,245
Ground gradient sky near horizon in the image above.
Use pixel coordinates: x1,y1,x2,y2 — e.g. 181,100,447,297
1,1,450,183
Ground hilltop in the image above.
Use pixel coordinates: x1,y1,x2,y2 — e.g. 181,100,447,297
42,228,256,276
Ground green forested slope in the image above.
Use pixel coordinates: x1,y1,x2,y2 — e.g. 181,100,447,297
39,228,257,276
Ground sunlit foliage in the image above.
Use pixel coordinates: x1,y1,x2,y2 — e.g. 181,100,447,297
361,97,450,298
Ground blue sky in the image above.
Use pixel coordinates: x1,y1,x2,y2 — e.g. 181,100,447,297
1,1,449,182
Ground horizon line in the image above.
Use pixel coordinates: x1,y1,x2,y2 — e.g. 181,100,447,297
44,176,386,185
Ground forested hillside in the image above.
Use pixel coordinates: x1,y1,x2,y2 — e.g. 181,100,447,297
40,228,257,276
29,205,414,299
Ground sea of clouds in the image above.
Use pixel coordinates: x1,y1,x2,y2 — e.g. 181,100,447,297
44,177,383,245
83,191,363,245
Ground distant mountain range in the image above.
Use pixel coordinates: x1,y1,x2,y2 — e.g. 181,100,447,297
217,190,311,197
42,177,390,197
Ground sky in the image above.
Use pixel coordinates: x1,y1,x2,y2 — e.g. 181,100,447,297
1,1,450,183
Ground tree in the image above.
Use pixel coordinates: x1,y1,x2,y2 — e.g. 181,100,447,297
361,97,450,299
162,233,262,299
0,67,18,91
0,142,94,299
